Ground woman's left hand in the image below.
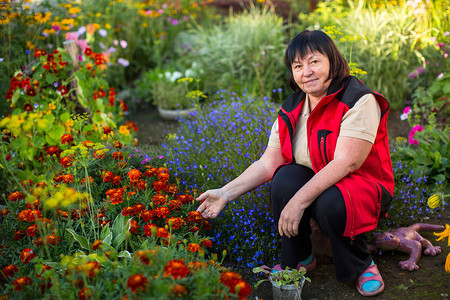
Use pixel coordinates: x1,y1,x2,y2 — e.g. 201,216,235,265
278,199,305,238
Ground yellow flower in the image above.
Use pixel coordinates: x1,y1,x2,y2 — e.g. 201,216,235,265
0,16,9,25
434,224,450,246
105,23,111,29
119,125,130,136
68,7,81,14
49,103,56,110
142,22,148,28
428,194,442,209
446,253,450,273
0,163,3,169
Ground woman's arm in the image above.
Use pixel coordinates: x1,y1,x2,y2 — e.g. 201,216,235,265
278,136,373,238
196,146,288,219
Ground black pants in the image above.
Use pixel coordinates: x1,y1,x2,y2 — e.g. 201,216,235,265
270,164,372,282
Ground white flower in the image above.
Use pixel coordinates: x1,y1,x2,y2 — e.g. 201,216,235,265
400,113,409,120
98,29,107,37
77,26,86,36
117,58,130,67
0,58,4,62
437,73,444,79
120,40,128,49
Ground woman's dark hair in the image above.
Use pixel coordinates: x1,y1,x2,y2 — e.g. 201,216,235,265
285,30,350,92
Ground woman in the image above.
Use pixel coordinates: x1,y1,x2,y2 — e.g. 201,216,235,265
196,30,394,297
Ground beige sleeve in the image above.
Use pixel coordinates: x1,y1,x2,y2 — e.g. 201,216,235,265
267,119,281,148
340,94,381,144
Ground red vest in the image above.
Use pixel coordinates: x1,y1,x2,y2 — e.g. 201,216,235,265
276,76,394,238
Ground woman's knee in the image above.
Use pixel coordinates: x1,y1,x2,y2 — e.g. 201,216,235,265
271,164,314,200
313,186,346,233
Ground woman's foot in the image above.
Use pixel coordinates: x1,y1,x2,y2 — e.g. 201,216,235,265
272,255,316,273
356,262,385,296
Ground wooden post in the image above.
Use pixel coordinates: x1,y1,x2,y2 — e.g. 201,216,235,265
63,40,90,116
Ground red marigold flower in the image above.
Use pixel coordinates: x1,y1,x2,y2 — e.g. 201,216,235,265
84,47,93,56
168,200,182,211
235,280,251,298
187,261,208,271
113,140,122,149
166,184,177,194
189,226,200,233
20,248,36,264
102,171,114,182
122,206,135,216
22,103,33,111
46,145,61,156
58,85,68,95
129,219,139,234
6,88,14,99
186,211,203,224
61,134,74,145
220,271,242,289
156,227,169,239
45,234,61,246
83,140,95,148
152,207,170,219
33,237,44,247
105,188,124,205
62,174,74,183
187,243,201,253
202,220,212,231
34,48,41,58
13,276,32,291
152,180,166,192
0,208,10,216
152,194,166,206
112,175,122,185
177,194,194,204
102,126,113,134
81,176,94,185
143,223,157,237
171,284,188,298
92,239,103,251
166,217,186,230
164,259,189,279
17,209,42,222
60,156,73,168
119,100,128,112
201,239,213,248
26,88,37,96
94,53,106,65
26,224,39,237
8,191,25,202
77,261,101,278
14,230,26,241
2,265,19,278
112,151,124,160
57,209,69,219
124,120,139,132
158,172,170,182
127,274,149,293
134,250,156,265
140,210,153,222
78,287,91,300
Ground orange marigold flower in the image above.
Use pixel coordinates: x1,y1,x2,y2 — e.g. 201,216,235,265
81,176,94,186
102,171,114,182
187,243,201,253
33,237,44,247
60,156,73,168
156,227,170,239
133,204,145,215
177,194,194,204
189,226,200,233
18,209,42,222
171,284,188,298
152,180,166,192
127,274,149,293
166,184,177,194
13,276,32,291
84,47,93,56
46,145,61,156
166,217,186,230
187,261,208,271
122,206,135,216
127,169,142,181
2,265,19,278
144,167,158,177
164,259,189,279
62,174,74,183
112,151,124,160
152,194,166,206
57,209,69,219
187,211,203,224
83,140,95,148
134,249,157,265
140,210,153,222
77,261,101,278
158,172,170,182
112,175,122,185
106,188,124,205
92,239,103,251
201,239,213,248
8,191,25,202
26,224,39,237
0,208,10,216
61,133,74,144
93,149,106,159
202,220,212,230
20,248,36,264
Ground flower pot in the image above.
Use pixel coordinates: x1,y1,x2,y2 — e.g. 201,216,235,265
157,106,196,121
270,277,305,300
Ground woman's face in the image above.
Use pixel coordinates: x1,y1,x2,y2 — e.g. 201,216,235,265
291,51,331,101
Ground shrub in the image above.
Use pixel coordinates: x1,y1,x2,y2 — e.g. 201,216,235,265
178,6,288,101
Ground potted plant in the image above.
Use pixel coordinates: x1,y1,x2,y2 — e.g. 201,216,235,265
134,68,206,120
252,265,310,300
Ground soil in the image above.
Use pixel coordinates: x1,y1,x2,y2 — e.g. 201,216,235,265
131,105,450,299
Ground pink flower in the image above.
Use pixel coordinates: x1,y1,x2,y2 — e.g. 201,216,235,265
400,106,412,120
120,40,128,49
408,125,424,145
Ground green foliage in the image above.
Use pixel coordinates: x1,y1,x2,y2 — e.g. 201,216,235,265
253,266,310,288
179,6,288,100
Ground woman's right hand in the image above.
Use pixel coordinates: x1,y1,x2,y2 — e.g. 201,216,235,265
196,189,229,219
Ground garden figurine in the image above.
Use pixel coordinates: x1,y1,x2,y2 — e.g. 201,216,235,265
196,30,394,297
370,223,444,271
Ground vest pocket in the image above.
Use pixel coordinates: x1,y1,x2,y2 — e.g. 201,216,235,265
317,130,332,164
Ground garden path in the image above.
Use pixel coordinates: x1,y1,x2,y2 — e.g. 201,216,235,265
130,106,450,299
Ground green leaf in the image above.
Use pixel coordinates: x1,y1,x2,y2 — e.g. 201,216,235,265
46,73,57,85
66,229,91,250
100,224,112,245
11,90,20,105
60,112,71,123
118,250,132,258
